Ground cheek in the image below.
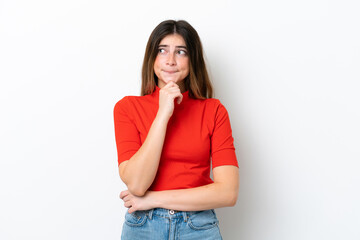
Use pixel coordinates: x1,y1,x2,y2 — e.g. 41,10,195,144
182,60,190,73
154,56,165,68
153,59,160,72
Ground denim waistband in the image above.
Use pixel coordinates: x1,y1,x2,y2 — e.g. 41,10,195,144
145,208,188,220
144,208,216,221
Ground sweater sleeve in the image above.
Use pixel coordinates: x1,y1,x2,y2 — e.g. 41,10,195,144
113,97,141,166
210,100,239,168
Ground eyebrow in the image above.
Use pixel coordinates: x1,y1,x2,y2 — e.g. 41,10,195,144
158,44,187,49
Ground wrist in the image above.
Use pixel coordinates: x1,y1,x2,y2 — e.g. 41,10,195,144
155,111,171,123
147,191,163,209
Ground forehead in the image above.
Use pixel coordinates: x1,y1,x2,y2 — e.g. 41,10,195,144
159,34,186,46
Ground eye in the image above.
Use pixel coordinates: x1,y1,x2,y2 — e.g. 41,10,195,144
158,48,166,54
178,50,187,55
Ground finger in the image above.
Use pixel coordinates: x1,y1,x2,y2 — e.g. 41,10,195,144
122,195,132,202
176,93,183,104
119,190,129,199
162,84,178,93
119,191,125,199
163,81,176,89
168,82,180,89
160,88,181,100
168,86,181,92
124,201,132,208
166,80,176,86
163,87,182,104
128,206,136,214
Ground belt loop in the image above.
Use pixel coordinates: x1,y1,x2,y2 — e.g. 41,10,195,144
148,209,154,220
182,211,188,222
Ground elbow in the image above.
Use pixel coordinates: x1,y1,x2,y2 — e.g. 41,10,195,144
121,174,149,197
227,192,238,207
119,161,148,197
127,184,147,197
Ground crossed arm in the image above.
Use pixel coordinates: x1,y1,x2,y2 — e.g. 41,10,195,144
117,108,239,213
119,165,239,213
115,83,239,213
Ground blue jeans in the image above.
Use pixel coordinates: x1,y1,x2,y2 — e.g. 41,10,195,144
121,208,222,240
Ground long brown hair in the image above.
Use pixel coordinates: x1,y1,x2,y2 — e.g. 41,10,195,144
141,20,213,99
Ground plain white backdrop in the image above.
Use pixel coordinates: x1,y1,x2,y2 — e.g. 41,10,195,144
1,0,359,239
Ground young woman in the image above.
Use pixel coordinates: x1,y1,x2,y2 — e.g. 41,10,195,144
114,19,239,240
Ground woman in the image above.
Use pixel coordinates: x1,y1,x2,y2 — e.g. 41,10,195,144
114,20,239,240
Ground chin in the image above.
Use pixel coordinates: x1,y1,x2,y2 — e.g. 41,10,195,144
163,78,180,83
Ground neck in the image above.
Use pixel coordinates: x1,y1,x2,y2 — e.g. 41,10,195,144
177,81,186,93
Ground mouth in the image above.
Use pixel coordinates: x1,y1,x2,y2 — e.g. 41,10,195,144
162,70,178,74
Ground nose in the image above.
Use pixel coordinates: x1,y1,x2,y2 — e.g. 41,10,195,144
166,53,176,66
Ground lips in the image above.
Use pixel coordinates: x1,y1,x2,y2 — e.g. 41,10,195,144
162,70,178,74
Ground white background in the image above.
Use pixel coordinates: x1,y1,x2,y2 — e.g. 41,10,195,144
1,0,359,239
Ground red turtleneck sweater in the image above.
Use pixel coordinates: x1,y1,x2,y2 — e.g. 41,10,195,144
114,86,238,191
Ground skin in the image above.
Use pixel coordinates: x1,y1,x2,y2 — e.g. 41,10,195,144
120,166,239,213
118,34,239,213
154,34,189,93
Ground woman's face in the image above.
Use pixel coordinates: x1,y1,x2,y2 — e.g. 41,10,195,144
154,34,189,88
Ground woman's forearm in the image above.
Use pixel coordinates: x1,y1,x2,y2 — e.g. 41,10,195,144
119,82,184,197
120,113,169,196
120,166,239,213
148,182,238,211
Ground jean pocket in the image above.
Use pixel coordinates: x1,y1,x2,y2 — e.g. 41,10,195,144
124,211,147,227
188,209,219,230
